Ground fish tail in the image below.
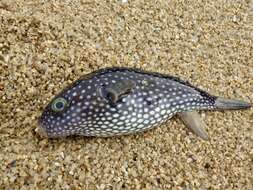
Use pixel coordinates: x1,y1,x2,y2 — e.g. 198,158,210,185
213,97,251,110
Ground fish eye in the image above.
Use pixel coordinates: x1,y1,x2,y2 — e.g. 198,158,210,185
51,97,68,112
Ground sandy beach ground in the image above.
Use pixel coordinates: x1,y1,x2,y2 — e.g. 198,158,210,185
0,0,252,189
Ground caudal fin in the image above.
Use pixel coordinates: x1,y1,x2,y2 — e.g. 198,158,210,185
214,97,251,110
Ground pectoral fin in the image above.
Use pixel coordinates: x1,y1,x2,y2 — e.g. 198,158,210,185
98,79,136,104
178,111,209,140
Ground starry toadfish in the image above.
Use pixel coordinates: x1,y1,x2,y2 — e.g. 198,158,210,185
37,67,251,140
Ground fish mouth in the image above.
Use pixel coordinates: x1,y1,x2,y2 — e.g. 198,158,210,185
35,121,48,138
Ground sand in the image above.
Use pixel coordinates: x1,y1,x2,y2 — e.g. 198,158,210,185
0,0,252,189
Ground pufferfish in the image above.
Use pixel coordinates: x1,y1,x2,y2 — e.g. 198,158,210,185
37,67,251,140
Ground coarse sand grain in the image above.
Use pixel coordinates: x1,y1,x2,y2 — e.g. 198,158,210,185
0,0,252,189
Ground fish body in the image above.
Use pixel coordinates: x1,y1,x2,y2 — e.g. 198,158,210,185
38,67,251,139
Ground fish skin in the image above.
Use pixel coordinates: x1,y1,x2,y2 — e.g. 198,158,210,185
37,67,251,138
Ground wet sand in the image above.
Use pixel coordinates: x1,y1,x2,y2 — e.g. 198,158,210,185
0,0,252,189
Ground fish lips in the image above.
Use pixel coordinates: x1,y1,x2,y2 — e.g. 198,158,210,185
35,122,49,138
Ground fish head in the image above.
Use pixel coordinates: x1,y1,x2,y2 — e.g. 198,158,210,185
37,78,100,138
38,95,72,138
